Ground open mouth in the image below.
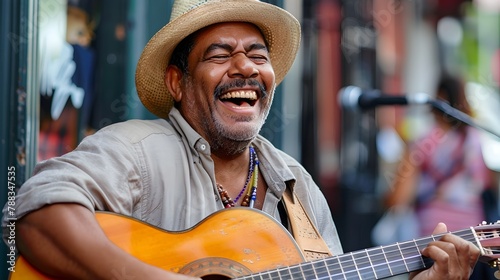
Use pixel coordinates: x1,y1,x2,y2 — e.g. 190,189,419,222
219,90,258,106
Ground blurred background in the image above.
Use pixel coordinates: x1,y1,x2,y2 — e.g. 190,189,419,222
1,0,500,278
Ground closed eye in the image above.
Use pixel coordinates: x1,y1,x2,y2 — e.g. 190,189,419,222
248,54,268,64
206,54,231,62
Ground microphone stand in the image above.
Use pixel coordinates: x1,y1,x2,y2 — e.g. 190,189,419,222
339,86,500,139
429,99,500,140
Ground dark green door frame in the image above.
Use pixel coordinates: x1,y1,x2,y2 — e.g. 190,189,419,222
1,0,39,278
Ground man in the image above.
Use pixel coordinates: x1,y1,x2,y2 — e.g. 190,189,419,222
4,0,479,279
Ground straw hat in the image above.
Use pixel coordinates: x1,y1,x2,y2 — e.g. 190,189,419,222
135,0,301,119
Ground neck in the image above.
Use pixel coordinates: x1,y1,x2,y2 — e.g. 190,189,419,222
209,137,253,158
212,145,252,183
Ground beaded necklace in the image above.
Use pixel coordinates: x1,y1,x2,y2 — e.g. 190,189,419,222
217,146,259,208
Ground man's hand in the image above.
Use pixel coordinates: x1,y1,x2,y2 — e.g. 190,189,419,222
410,222,480,280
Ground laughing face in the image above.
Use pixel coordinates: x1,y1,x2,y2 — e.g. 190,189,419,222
166,22,276,155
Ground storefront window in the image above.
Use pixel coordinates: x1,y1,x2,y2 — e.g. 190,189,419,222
37,0,171,161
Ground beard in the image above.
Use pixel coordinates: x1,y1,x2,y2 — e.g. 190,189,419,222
180,76,275,156
208,113,264,155
208,81,274,156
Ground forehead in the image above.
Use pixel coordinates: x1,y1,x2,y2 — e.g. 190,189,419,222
194,22,268,47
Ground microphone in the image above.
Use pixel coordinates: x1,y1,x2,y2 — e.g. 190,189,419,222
338,85,500,140
339,86,431,110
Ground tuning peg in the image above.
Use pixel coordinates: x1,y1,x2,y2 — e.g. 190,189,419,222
495,269,500,279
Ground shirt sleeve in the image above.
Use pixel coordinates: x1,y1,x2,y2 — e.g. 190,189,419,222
2,127,143,244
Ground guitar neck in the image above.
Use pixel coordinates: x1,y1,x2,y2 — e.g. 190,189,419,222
236,228,476,280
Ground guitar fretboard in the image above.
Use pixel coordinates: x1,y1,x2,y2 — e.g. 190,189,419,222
237,228,475,280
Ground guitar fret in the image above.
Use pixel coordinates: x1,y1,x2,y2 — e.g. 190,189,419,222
367,247,392,278
309,261,319,279
349,252,363,279
382,246,393,276
288,266,304,279
351,249,377,279
412,239,426,269
278,267,292,280
337,253,360,279
367,249,379,279
382,244,408,276
325,255,346,279
322,258,333,279
299,261,317,279
396,242,409,272
312,259,331,279
401,240,427,272
268,271,280,279
415,237,436,268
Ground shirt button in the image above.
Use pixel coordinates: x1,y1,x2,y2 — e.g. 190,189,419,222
200,144,206,151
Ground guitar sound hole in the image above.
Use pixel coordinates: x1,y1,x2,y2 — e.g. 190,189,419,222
180,257,252,279
202,275,231,280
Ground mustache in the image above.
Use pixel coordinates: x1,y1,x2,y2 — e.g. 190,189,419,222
214,79,268,99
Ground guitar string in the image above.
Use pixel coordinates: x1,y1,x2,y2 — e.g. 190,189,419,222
235,229,499,279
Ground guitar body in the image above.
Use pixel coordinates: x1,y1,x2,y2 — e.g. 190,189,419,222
10,208,305,279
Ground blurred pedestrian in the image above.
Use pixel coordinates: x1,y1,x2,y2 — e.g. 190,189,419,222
384,74,497,280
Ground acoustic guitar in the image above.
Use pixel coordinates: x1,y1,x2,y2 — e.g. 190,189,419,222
8,208,500,279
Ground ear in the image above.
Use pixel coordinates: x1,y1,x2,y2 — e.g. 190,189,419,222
164,65,183,102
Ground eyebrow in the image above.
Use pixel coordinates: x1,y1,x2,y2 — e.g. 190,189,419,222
204,42,268,56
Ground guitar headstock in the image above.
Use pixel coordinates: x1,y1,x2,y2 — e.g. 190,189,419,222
473,221,500,278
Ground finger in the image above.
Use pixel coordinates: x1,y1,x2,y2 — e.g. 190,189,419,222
432,222,447,234
440,234,480,272
414,223,451,278
430,223,469,277
431,222,480,265
422,234,479,279
421,240,452,277
439,236,469,278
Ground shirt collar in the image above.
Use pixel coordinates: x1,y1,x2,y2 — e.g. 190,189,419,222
168,107,297,193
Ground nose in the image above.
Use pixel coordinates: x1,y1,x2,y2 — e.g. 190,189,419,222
228,53,259,79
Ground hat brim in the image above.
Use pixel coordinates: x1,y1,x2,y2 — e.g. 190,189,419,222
135,0,301,119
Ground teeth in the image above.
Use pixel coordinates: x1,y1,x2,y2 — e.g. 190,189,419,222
220,90,257,100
